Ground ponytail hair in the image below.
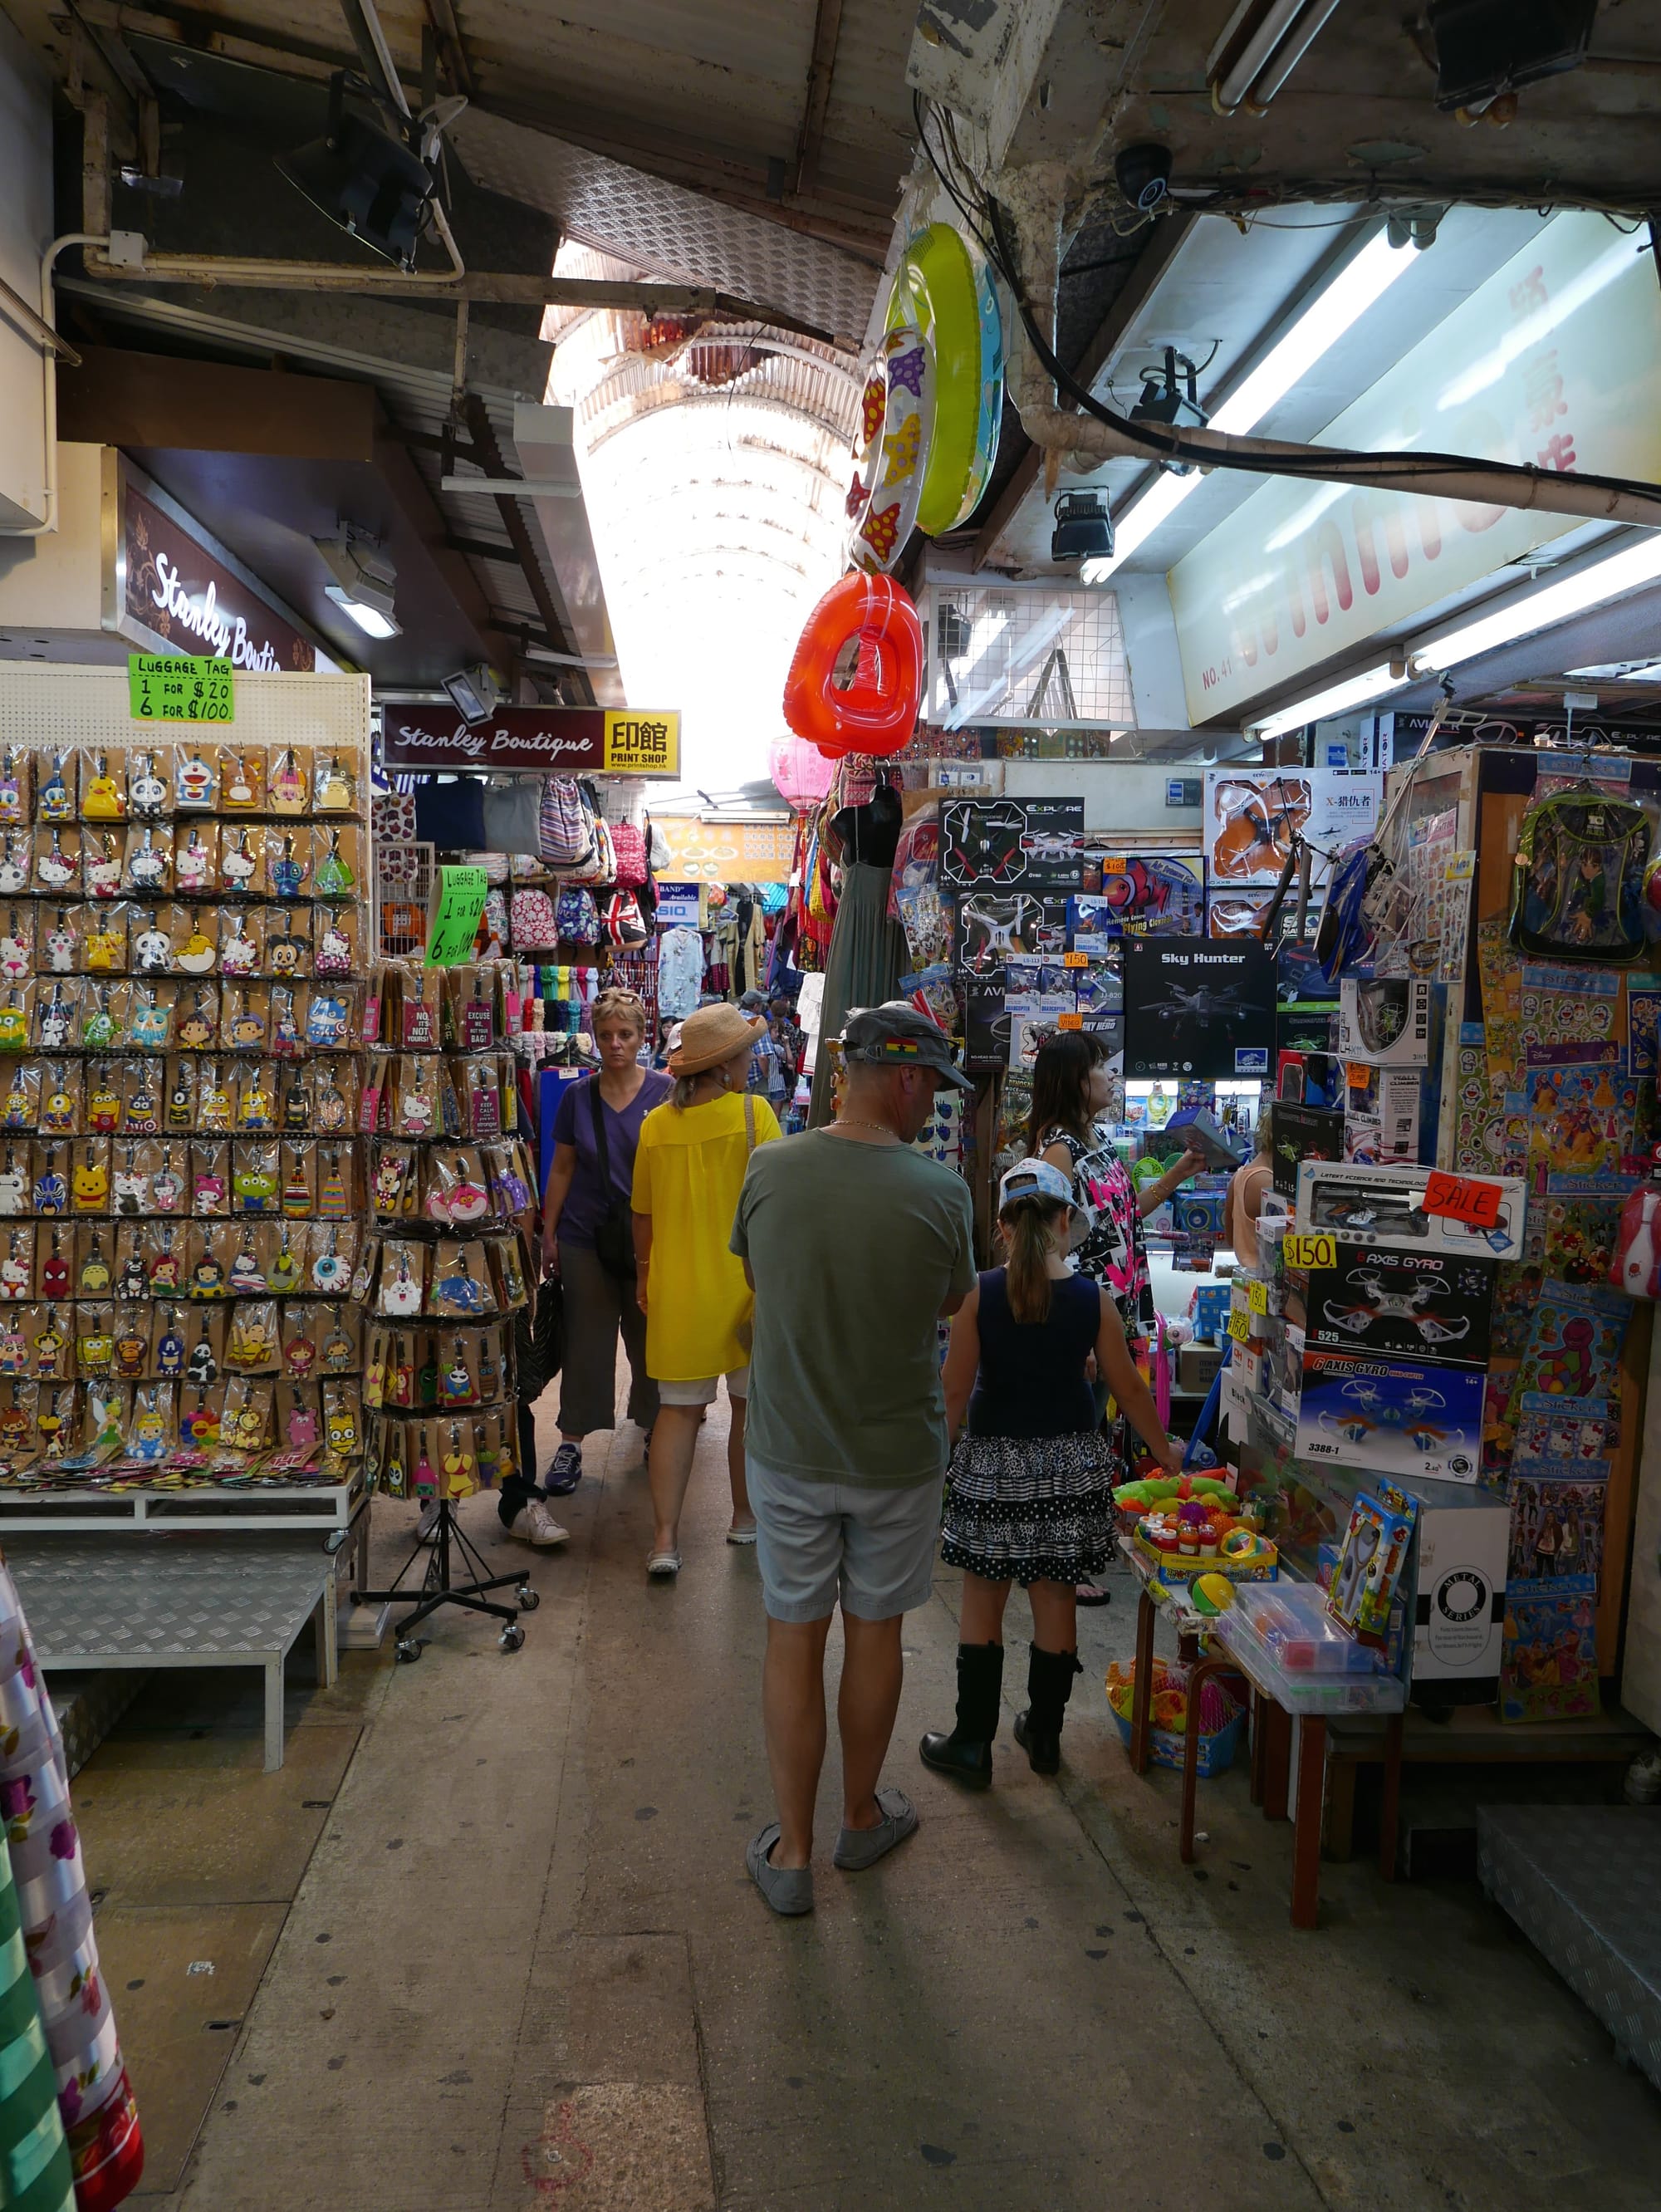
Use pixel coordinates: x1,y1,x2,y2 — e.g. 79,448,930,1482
1000,1194,1070,1324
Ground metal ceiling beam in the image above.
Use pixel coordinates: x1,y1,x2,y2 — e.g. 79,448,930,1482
419,0,472,98
791,0,845,197
971,208,1194,569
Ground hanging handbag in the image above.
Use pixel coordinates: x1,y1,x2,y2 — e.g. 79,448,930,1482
610,822,649,888
588,1080,638,1278
482,777,543,856
509,886,561,950
538,776,594,869
515,1270,565,1400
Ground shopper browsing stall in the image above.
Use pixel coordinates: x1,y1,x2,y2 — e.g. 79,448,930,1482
537,990,671,1504
922,1160,1183,1788
1224,1108,1276,1272
631,1003,782,1576
1026,1031,1202,1601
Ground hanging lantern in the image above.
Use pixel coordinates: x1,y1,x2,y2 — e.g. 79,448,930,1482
768,735,836,810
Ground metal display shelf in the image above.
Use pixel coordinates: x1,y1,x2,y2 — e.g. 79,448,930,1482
6,1535,337,1772
1480,1805,1661,2090
0,1475,362,1535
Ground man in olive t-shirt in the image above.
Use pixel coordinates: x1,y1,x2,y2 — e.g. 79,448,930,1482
730,1003,975,1917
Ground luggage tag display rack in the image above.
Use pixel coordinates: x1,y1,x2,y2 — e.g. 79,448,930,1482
353,958,541,1655
0,735,372,1501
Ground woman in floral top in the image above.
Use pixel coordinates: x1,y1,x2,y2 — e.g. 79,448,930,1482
1024,1032,1203,1601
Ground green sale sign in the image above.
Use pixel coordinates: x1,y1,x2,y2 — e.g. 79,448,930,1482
425,866,489,967
128,654,236,723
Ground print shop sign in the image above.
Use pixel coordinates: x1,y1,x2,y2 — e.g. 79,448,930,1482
382,706,682,778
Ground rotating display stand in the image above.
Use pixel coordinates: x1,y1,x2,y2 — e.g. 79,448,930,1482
352,959,542,1656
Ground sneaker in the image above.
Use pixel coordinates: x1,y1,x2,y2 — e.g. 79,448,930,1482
544,1442,583,1496
509,1498,569,1549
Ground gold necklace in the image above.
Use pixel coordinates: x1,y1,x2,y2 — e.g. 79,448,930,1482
832,1119,897,1140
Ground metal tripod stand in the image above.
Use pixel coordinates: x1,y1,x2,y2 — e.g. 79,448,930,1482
352,1498,539,1660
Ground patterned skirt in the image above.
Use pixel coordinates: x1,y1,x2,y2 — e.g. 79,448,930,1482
939,1430,1120,1587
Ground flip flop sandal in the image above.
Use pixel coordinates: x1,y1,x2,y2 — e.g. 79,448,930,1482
726,1523,758,1545
832,1787,919,1871
746,1822,813,1916
646,1549,682,1578
1075,1584,1113,1607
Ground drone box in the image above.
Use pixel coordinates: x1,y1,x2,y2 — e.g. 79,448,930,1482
1409,1479,1508,1700
1276,1048,1343,1109
1337,975,1432,1066
1121,937,1277,1081
1295,1159,1527,1263
1295,1348,1485,1484
1342,1064,1422,1165
941,797,1084,891
1271,1101,1345,1199
1304,1247,1494,1368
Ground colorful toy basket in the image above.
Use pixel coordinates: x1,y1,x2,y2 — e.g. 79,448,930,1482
1106,1656,1246,1778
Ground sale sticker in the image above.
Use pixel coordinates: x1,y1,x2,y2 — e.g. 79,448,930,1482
1056,1012,1083,1031
1226,1309,1252,1344
1420,1170,1502,1228
1284,1232,1336,1269
1063,950,1089,969
1246,1278,1269,1314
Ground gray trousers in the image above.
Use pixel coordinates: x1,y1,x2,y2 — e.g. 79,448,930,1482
557,1239,659,1439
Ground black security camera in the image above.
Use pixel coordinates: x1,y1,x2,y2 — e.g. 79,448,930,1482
1115,143,1172,213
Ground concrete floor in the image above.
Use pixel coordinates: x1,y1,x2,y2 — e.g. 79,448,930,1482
68,1392,1661,2211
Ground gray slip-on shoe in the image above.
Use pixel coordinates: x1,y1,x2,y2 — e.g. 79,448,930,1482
832,1787,919,1871
746,1822,814,1915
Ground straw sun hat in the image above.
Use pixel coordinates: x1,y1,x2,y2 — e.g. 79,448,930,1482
667,1002,766,1077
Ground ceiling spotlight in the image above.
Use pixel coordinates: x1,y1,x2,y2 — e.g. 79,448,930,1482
1051,490,1113,570
316,528,401,640
442,662,506,724
276,72,439,272
1131,347,1209,473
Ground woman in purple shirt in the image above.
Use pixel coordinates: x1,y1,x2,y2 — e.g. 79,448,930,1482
538,989,672,1501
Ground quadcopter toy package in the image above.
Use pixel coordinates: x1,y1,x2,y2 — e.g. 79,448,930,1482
1296,1348,1485,1484
1271,1101,1345,1198
1296,1160,1528,1262
1066,855,1204,945
1121,937,1276,1081
940,798,1084,891
1337,975,1431,1066
1305,1248,1494,1368
1342,1063,1422,1166
953,891,1067,972
1325,1484,1417,1647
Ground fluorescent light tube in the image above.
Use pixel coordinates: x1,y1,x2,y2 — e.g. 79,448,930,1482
325,586,401,640
1085,230,1417,583
1412,534,1661,673
1250,662,1406,738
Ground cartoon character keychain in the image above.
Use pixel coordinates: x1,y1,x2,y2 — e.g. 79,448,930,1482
228,1229,266,1294
83,753,125,821
220,828,257,890
151,1146,184,1214
379,1243,422,1316
175,826,213,893
175,747,215,811
269,748,307,813
0,751,24,826
314,916,352,977
177,915,215,975
220,913,257,977
132,914,173,974
81,985,119,1052
0,912,29,983
37,753,71,822
32,1148,65,1217
316,1148,350,1219
83,831,122,899
130,985,171,1053
268,1226,303,1295
0,1152,24,1216
34,829,74,893
130,750,168,818
0,996,26,1052
270,836,306,900
42,910,75,974
314,828,355,898
315,754,355,812
149,1223,183,1291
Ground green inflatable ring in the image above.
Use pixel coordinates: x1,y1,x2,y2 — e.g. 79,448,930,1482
884,223,1002,536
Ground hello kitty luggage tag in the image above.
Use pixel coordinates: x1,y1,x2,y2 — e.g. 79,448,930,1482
314,916,352,978
32,830,72,894
220,828,257,891
175,826,213,894
0,1236,30,1302
0,913,29,983
84,831,122,900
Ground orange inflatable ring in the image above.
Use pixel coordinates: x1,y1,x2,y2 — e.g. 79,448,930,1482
782,572,924,758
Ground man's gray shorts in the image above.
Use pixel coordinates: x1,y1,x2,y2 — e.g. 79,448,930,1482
747,1454,943,1624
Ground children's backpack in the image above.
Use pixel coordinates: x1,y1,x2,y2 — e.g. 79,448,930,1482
610,822,649,888
508,887,561,951
602,892,647,948
1510,788,1650,964
538,777,594,870
556,885,602,947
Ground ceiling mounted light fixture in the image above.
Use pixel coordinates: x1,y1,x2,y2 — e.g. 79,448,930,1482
1206,0,1345,114
441,663,507,724
276,71,440,272
1131,348,1209,473
1087,227,1419,582
316,527,401,640
1051,490,1113,570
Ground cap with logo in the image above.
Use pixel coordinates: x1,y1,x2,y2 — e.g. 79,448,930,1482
841,1001,972,1090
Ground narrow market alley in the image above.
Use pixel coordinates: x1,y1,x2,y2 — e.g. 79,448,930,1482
74,1389,1661,2212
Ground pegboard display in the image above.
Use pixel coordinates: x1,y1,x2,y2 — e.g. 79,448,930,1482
0,667,372,1491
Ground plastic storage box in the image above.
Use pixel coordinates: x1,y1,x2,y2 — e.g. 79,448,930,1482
1229,1581,1378,1672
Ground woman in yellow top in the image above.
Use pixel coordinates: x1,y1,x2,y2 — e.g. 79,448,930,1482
632,1003,782,1578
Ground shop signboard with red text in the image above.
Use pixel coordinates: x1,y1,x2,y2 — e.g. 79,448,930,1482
380,704,681,778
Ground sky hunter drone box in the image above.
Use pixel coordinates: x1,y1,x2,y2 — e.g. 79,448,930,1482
1295,1160,1528,1263
1121,937,1276,1081
1296,1348,1486,1484
1304,1248,1495,1368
